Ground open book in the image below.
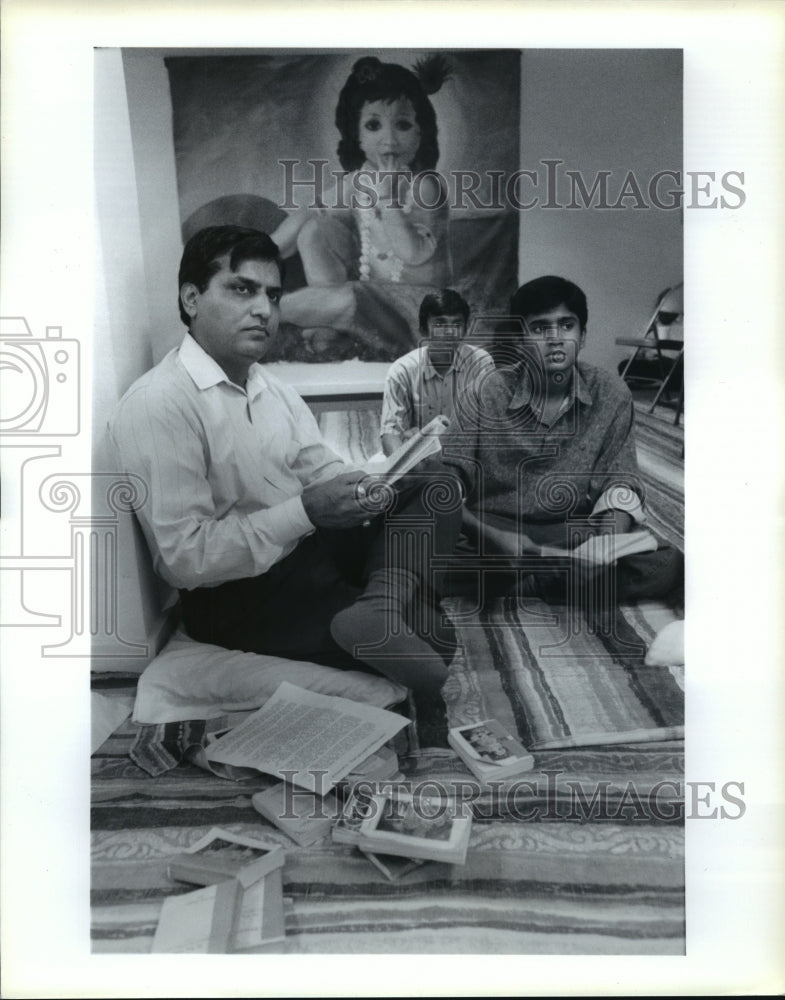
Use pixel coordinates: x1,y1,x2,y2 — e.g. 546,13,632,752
154,829,287,954
166,828,285,886
365,414,450,485
152,868,286,954
539,529,659,567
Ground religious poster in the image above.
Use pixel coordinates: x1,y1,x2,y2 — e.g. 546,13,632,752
165,50,520,361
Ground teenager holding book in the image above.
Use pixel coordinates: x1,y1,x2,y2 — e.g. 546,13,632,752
443,275,683,604
110,226,463,743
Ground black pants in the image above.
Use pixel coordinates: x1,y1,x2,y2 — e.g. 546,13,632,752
181,531,363,669
180,474,464,670
442,543,684,607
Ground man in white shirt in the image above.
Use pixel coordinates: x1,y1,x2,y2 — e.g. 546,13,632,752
110,226,462,742
380,289,496,456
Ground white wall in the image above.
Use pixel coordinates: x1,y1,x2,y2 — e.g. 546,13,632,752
93,49,182,671
518,49,683,373
121,50,186,364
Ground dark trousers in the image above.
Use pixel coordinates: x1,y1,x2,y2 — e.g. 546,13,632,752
442,542,684,607
180,474,464,671
181,531,363,669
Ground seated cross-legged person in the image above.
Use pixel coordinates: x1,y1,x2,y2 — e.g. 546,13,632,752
443,275,683,607
379,287,496,456
110,226,464,744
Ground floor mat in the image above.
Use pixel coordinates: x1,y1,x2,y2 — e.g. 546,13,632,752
444,596,683,751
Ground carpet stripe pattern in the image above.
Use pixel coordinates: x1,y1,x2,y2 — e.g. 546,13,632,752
443,596,683,750
90,400,685,953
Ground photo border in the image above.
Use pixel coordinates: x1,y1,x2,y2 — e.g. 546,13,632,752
2,0,784,996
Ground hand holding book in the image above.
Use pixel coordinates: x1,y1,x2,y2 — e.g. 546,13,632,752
463,507,658,567
364,414,451,486
303,416,451,528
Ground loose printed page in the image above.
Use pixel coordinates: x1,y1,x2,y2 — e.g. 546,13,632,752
205,681,408,792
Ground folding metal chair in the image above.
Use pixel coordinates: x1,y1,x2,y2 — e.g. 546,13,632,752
616,283,683,425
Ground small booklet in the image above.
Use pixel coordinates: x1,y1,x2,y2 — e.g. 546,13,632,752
332,787,426,880
153,866,286,954
357,790,472,866
448,719,535,782
365,414,450,485
252,782,339,847
166,827,285,887
205,681,409,793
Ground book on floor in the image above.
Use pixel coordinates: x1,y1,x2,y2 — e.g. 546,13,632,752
448,719,535,781
356,790,472,866
231,866,286,953
251,781,339,847
333,787,427,880
155,859,285,954
152,880,240,954
166,827,285,887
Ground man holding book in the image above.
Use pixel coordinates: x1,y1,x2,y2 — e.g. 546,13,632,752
443,275,683,605
110,225,463,743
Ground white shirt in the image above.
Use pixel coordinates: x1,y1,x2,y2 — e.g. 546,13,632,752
109,334,347,590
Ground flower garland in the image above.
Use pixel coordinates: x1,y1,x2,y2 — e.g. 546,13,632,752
358,206,404,283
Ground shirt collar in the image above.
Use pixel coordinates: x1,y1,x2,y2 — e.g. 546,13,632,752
507,361,592,418
178,334,267,398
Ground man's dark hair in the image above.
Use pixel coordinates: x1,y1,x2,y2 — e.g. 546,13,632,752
418,288,471,334
510,276,588,331
177,226,284,326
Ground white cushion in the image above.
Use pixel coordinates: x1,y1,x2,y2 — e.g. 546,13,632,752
644,619,685,667
133,630,407,724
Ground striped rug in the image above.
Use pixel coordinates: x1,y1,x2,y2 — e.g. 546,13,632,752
443,596,683,751
90,402,684,954
92,705,684,954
